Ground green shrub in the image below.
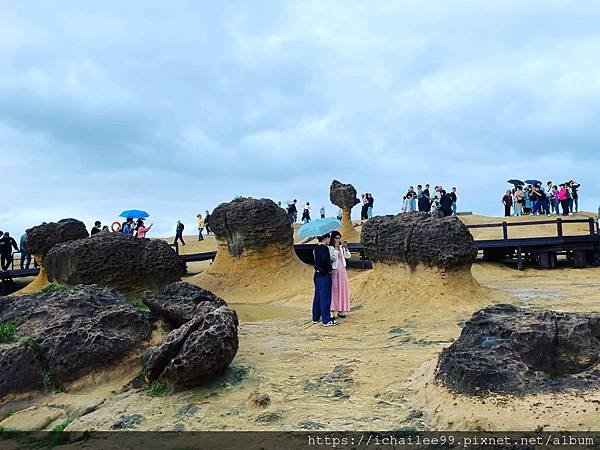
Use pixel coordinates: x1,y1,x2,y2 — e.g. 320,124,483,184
132,299,150,312
148,381,168,397
41,283,71,294
0,320,17,344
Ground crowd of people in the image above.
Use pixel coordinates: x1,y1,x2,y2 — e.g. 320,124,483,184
280,193,376,227
312,230,351,327
360,193,375,220
502,181,581,217
402,185,458,217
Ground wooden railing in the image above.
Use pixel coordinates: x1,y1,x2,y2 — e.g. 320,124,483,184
465,217,597,240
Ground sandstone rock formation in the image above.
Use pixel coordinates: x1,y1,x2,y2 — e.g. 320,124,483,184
361,212,477,270
190,197,310,302
0,285,153,398
435,304,600,395
142,283,238,387
43,232,183,297
17,219,89,294
142,281,226,327
329,180,360,242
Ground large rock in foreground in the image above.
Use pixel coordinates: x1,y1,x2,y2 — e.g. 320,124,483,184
143,281,226,327
44,232,183,297
142,283,238,387
435,304,600,395
0,285,153,397
361,212,477,270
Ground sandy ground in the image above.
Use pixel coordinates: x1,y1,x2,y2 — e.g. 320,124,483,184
2,215,600,432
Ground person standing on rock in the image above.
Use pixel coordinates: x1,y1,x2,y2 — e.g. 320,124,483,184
136,221,153,238
450,187,458,215
320,206,326,219
405,186,417,212
287,200,298,225
312,233,339,327
439,190,454,217
329,231,351,319
302,202,312,224
197,214,205,240
122,218,134,236
174,220,185,246
360,194,368,220
0,232,19,271
91,221,102,236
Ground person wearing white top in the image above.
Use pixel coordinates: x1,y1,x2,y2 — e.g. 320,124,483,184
328,231,351,319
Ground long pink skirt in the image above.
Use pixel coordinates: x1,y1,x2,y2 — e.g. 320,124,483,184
331,256,350,312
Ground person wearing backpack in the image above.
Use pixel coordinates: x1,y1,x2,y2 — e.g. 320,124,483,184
174,220,185,246
122,218,134,236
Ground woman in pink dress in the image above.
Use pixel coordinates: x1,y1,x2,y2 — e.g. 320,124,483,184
329,231,351,319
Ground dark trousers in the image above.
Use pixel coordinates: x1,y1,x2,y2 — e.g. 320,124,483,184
174,233,185,246
504,204,512,217
20,251,31,269
312,273,332,325
560,199,569,215
198,228,204,240
1,252,13,270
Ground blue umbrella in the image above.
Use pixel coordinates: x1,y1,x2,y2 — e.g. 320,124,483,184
119,209,149,219
525,179,541,186
298,217,342,239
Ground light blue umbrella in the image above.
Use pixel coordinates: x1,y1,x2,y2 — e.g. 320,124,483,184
119,209,149,219
297,217,342,239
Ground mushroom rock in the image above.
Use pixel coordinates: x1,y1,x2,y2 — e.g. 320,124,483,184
16,219,89,295
361,212,477,270
352,212,483,314
0,285,153,398
43,232,184,297
436,304,600,395
329,180,361,242
190,197,311,302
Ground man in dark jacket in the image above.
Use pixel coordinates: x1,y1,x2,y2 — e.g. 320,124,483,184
91,221,102,236
439,190,454,217
312,234,339,327
174,220,185,246
205,210,212,235
0,232,19,270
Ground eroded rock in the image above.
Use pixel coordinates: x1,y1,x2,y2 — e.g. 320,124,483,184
26,219,89,260
329,180,360,210
361,212,477,270
44,232,183,297
435,304,600,395
0,285,153,397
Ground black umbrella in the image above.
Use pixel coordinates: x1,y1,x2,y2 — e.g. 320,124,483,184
507,179,525,186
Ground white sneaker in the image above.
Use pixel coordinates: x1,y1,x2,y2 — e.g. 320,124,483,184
312,320,320,324
323,320,340,327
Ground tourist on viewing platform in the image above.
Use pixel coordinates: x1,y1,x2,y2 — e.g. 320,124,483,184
557,184,569,216
549,185,560,215
360,194,368,220
450,187,458,215
539,184,550,216
417,185,424,211
440,189,454,217
205,210,212,235
136,220,153,238
404,186,417,212
302,202,311,224
174,220,185,246
329,231,351,319
121,218,134,236
431,186,442,212
312,233,338,327
91,221,102,236
530,185,544,215
422,184,432,212
569,180,580,214
502,190,513,217
287,199,298,225
320,206,326,219
523,187,532,215
367,193,374,218
0,232,19,271
197,214,205,240
513,186,524,216
19,233,31,269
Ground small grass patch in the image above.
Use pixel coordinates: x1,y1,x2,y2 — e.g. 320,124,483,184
40,283,71,294
131,299,150,312
42,370,54,389
0,320,17,344
148,381,168,397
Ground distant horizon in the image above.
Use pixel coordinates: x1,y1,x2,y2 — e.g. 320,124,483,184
3,1,599,239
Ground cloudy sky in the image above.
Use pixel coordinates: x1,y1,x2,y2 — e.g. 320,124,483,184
2,0,600,238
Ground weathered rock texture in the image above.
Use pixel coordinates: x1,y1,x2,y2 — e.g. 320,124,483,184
435,304,600,395
142,281,226,327
361,212,477,270
16,219,89,295
142,282,238,387
43,232,183,297
190,197,310,301
0,285,153,398
329,180,360,242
